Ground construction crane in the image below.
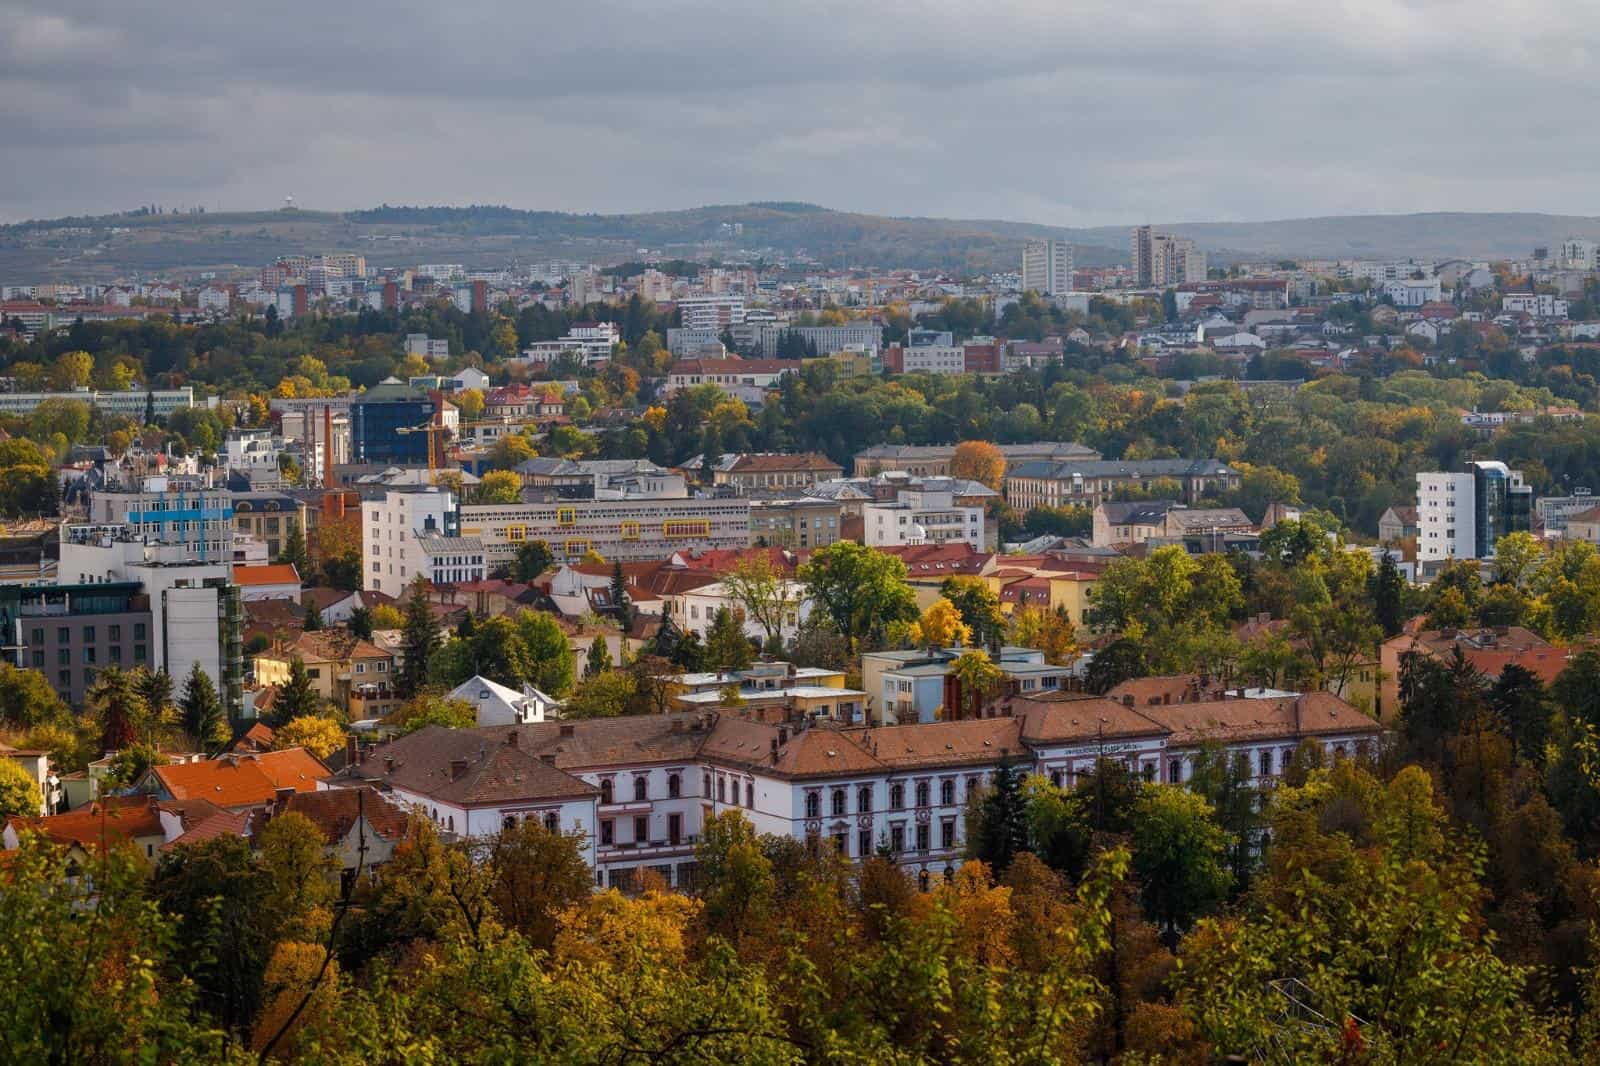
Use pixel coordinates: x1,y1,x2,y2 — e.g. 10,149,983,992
395,412,451,480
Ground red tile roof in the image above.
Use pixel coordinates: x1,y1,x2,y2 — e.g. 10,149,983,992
151,749,330,808
234,563,302,587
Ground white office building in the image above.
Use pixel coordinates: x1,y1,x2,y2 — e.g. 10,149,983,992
863,488,987,550
676,295,746,332
1021,239,1073,297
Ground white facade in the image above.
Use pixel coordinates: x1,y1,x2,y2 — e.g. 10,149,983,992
0,387,194,418
1021,240,1073,297
198,287,231,313
1383,277,1443,307
1416,472,1475,562
1503,293,1569,318
673,580,811,644
901,345,966,375
676,295,746,331
362,488,456,595
863,489,987,550
447,676,558,726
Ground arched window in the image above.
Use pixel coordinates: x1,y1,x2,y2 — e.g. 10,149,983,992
805,792,820,819
857,786,872,813
1049,770,1063,788
717,776,726,802
667,773,681,798
940,780,955,806
600,779,613,805
633,777,647,802
890,783,905,810
745,781,754,808
447,815,455,832
915,781,930,808
543,812,558,832
831,789,847,817
703,771,712,797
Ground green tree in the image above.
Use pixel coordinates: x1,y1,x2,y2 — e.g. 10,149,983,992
941,575,1005,649
720,553,801,648
509,539,554,581
279,520,312,580
302,597,324,632
1084,637,1148,695
179,662,229,751
967,762,1031,875
799,541,918,649
705,607,754,672
563,670,637,718
609,560,633,633
0,662,69,729
1370,550,1408,637
1488,662,1550,764
276,657,323,723
515,609,575,696
584,635,613,679
1129,785,1231,940
348,605,374,640
397,577,441,697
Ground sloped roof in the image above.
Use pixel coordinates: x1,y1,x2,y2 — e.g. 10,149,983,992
345,727,597,805
273,786,410,843
6,795,165,851
151,749,329,807
1135,693,1378,746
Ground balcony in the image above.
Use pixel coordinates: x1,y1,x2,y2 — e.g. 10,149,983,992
597,836,698,861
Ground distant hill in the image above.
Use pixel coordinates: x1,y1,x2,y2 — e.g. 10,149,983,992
3,203,1597,281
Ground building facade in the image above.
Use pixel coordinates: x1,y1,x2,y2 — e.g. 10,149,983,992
1022,240,1073,297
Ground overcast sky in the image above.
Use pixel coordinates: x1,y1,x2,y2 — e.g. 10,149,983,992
4,1,1595,226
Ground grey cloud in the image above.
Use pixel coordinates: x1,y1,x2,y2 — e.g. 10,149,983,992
3,0,1599,227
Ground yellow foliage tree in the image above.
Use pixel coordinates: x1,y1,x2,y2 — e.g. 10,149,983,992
455,388,485,420
273,715,346,759
910,597,971,650
950,440,1006,491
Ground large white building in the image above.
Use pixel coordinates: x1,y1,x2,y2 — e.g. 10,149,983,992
900,345,966,375
863,487,987,550
338,691,1380,889
1021,240,1073,297
1416,461,1533,569
517,322,620,367
1383,277,1443,307
676,295,746,332
0,387,194,419
1132,226,1206,287
362,487,458,595
670,579,812,645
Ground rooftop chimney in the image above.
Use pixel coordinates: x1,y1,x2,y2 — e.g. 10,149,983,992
1122,694,1134,708
777,725,790,746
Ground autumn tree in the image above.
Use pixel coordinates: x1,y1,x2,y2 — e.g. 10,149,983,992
720,553,801,648
950,439,1006,491
799,541,918,650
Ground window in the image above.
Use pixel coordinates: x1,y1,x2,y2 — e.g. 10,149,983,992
717,776,727,802
557,507,576,526
633,816,648,844
667,773,681,798
940,818,955,850
503,815,517,832
1168,759,1182,784
831,789,846,817
703,771,712,797
30,650,42,668
600,819,614,846
82,626,95,644
890,783,904,810
832,831,847,854
857,786,872,813
58,670,70,687
668,813,682,844
57,649,69,666
805,792,820,819
940,780,955,806
915,781,929,808
109,646,121,664
858,829,873,857
82,647,96,665
544,812,559,832
634,777,648,802
56,627,67,644
915,824,929,852
600,779,613,805
1259,749,1273,776
745,781,754,808
109,625,121,642
890,825,904,853
134,645,146,662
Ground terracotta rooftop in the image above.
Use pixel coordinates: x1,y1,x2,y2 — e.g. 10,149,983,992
344,727,598,806
6,795,165,852
1135,693,1378,746
233,563,302,587
151,749,330,808
266,786,410,844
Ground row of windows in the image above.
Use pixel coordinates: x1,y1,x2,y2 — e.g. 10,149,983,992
821,818,958,858
598,773,684,804
32,624,148,644
804,778,964,819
